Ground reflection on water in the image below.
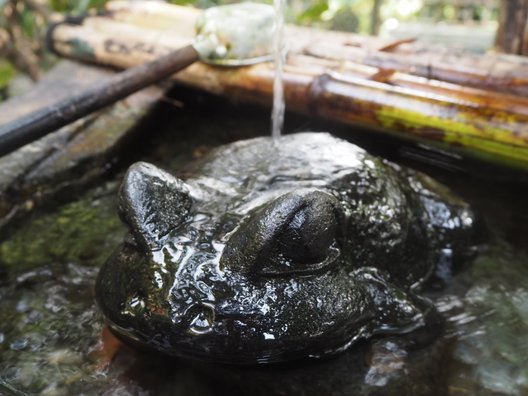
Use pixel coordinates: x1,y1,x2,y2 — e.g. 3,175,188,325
0,183,124,395
438,243,528,395
0,95,527,395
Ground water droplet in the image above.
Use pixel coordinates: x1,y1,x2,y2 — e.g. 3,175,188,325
10,338,28,351
188,303,215,335
16,299,29,313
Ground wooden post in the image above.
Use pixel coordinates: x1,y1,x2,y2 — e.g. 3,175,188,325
495,0,528,55
370,0,383,36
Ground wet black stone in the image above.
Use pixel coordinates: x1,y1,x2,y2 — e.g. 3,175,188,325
97,132,478,364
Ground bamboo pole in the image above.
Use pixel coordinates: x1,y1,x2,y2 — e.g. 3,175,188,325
49,1,528,170
303,41,528,98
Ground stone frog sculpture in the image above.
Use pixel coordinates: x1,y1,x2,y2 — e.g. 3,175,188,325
96,133,476,364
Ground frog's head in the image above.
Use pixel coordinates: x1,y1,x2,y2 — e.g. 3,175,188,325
96,162,434,364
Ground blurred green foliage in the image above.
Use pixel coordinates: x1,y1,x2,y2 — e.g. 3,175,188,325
0,60,15,100
0,61,15,87
294,0,371,31
48,0,107,12
169,0,220,8
297,1,329,24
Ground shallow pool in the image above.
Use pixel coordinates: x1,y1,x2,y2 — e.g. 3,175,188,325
1,90,527,396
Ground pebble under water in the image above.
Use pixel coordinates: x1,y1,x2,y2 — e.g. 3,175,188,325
0,95,527,395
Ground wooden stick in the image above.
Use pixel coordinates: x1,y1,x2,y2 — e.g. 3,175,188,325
0,44,198,156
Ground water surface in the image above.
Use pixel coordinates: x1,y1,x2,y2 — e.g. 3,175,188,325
0,91,527,395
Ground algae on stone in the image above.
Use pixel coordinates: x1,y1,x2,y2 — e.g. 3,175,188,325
0,183,125,274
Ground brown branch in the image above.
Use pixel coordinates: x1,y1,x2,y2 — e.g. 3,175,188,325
0,28,10,56
2,0,42,80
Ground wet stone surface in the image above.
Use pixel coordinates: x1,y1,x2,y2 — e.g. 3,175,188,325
0,90,527,395
0,60,164,237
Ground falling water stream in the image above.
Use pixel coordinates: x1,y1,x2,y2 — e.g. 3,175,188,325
271,0,286,140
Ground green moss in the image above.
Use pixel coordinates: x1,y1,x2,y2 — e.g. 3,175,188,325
0,193,125,272
0,185,126,393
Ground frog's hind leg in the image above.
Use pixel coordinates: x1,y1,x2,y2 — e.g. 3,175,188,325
354,267,444,349
406,172,482,286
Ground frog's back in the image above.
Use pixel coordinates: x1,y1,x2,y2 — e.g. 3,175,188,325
184,133,373,214
193,133,365,178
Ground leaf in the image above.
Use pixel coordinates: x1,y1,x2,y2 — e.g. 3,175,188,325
0,61,16,88
370,68,397,83
297,2,329,24
377,38,417,53
20,7,36,39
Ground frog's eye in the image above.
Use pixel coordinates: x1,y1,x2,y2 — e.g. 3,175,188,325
119,162,192,251
222,189,344,276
